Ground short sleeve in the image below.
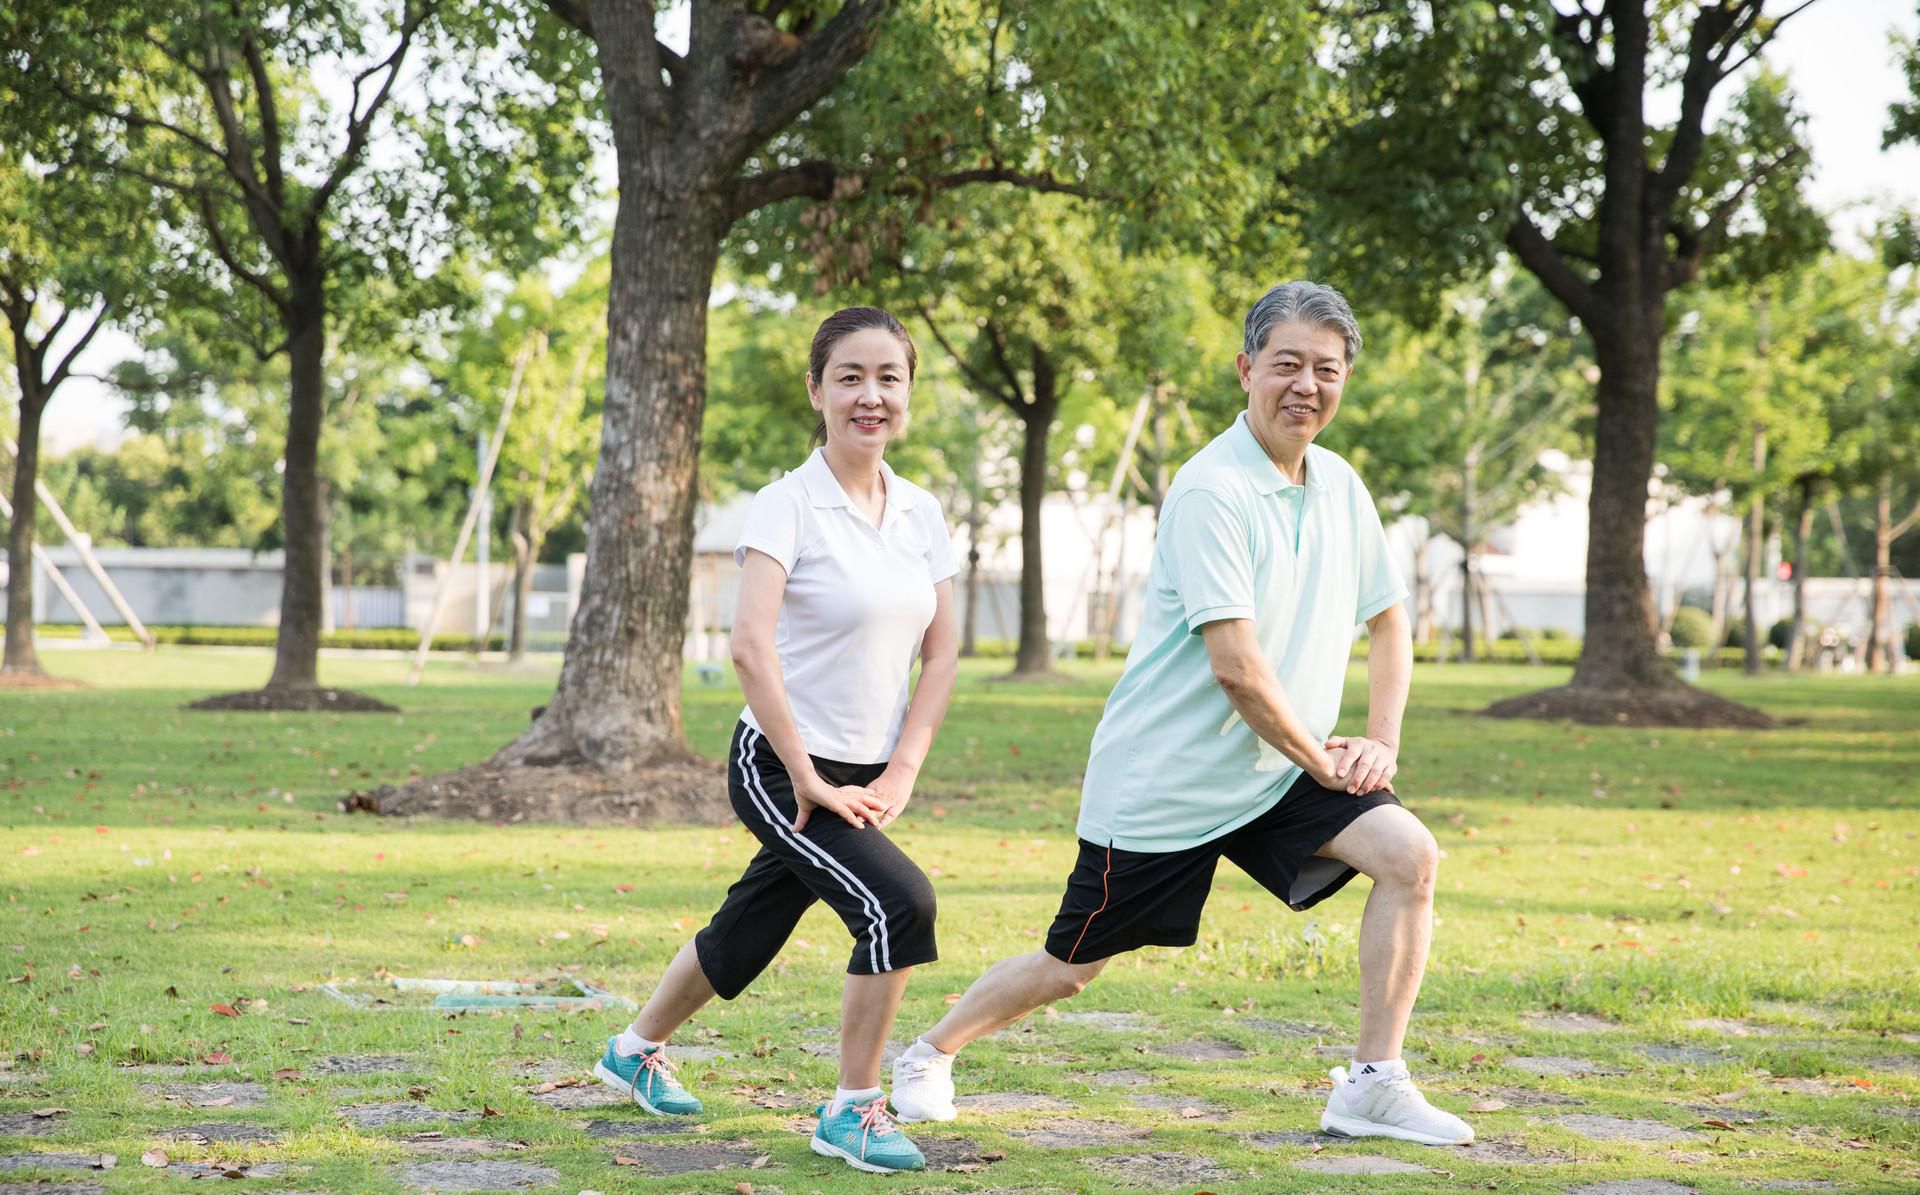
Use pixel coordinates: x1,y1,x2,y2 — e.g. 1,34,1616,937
1158,488,1256,633
734,481,807,574
1350,472,1408,624
920,496,960,585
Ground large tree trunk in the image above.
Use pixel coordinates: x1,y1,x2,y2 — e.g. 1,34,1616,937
2,384,46,678
1741,423,1767,676
1011,357,1059,675
1485,317,1770,727
267,275,328,690
189,270,393,712
509,498,533,663
1786,478,1813,671
1570,329,1672,689
961,483,981,658
1867,479,1893,674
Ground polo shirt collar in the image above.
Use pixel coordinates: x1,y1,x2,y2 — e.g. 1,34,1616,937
1228,412,1328,495
796,448,917,512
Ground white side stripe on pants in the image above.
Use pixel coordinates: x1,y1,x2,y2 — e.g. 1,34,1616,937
737,727,892,972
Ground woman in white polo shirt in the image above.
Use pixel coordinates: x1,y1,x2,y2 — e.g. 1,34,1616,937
591,307,959,1175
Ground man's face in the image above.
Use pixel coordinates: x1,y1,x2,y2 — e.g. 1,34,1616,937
1236,320,1351,454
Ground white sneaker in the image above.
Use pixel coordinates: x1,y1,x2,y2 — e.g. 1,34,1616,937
1320,1065,1474,1146
889,1045,957,1123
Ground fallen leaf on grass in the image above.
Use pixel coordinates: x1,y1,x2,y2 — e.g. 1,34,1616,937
209,1004,239,1018
1839,1139,1871,1150
74,1043,94,1056
1711,1087,1749,1104
202,1052,232,1065
736,1185,754,1195
140,1148,169,1168
980,1151,1006,1161
407,1085,433,1100
481,1104,501,1118
272,1068,302,1081
613,1155,640,1166
195,1096,236,1108
1178,1106,1206,1119
1467,1099,1507,1113
749,1154,770,1168
30,1107,69,1118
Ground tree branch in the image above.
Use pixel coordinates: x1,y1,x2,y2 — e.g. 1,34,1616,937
982,319,1030,410
1667,143,1806,287
45,304,109,394
729,158,1093,222
915,304,1013,406
1891,497,1920,543
310,0,435,219
241,29,286,207
1650,0,1771,223
582,0,674,129
1506,209,1599,326
746,0,890,148
197,189,293,314
543,0,593,36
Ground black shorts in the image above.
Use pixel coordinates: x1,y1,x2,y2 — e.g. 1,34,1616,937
692,722,938,1000
1044,772,1401,965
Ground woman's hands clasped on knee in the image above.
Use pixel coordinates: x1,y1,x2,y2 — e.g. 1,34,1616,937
793,772,889,832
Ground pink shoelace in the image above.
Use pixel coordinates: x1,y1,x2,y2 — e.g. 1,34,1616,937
851,1097,899,1156
630,1047,678,1096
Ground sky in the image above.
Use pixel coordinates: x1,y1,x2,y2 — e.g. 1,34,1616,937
32,0,1920,457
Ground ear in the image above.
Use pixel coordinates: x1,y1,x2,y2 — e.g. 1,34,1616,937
806,372,824,412
1235,351,1254,391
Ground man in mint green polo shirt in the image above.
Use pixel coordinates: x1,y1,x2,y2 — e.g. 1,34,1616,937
890,281,1473,1147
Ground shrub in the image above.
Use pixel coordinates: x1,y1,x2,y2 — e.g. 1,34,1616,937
1667,607,1714,649
1768,617,1798,652
1906,622,1920,662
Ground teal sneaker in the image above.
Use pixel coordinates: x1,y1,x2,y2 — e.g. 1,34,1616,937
592,1038,703,1115
810,1095,926,1173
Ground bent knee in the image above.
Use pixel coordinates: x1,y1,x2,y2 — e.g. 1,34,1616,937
1386,826,1440,895
1039,953,1105,1002
896,871,938,933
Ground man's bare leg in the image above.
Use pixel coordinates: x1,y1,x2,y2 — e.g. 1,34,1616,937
1315,804,1439,1061
921,950,1110,1054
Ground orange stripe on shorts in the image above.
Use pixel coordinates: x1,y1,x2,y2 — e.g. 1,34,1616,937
1065,845,1114,964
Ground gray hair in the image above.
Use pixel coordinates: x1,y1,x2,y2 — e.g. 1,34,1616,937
1242,281,1363,364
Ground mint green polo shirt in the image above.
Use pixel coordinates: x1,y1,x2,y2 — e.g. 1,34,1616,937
1077,412,1407,853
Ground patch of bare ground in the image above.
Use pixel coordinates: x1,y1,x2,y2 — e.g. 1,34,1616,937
346,751,726,824
1482,684,1773,729
187,687,397,713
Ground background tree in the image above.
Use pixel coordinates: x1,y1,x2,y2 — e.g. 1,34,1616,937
1315,4,1825,726
0,147,151,680
367,0,1319,822
8,0,595,709
1325,269,1589,658
442,265,606,660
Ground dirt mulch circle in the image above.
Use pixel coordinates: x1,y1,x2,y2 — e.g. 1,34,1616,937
0,671,86,690
346,755,727,825
186,687,397,713
1482,684,1774,729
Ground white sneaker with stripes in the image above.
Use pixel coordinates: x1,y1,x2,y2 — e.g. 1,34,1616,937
1320,1065,1473,1146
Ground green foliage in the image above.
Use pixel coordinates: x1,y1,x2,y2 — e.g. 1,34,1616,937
1668,606,1715,650
1322,269,1589,540
1306,5,1823,319
1906,621,1920,662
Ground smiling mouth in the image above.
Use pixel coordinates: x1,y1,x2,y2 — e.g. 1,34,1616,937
1282,403,1316,416
852,415,887,428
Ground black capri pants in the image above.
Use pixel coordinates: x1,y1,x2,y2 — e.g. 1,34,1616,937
693,722,938,1000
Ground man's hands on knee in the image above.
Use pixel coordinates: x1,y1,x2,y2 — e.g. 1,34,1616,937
1322,735,1397,795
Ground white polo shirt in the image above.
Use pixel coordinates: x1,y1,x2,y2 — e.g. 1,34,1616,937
735,449,959,765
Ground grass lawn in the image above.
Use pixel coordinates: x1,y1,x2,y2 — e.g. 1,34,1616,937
2,646,1917,1193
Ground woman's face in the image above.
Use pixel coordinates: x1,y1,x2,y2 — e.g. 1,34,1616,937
808,326,912,451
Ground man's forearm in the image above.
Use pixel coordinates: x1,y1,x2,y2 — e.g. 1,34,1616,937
1364,605,1413,747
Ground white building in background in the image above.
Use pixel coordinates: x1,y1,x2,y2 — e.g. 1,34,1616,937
8,451,1905,654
